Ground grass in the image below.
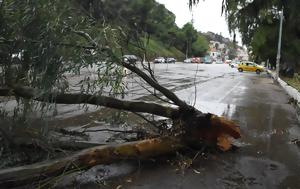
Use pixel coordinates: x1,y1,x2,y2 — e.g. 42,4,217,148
282,73,300,92
144,38,185,60
126,38,185,61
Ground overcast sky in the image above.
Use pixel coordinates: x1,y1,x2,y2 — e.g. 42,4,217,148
156,0,241,44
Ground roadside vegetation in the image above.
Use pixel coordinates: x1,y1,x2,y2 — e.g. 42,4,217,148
89,0,209,60
129,38,185,60
282,74,300,92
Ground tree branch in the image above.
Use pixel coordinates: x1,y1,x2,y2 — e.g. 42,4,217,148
132,77,174,105
0,137,183,187
0,86,180,119
121,62,187,108
133,112,161,131
70,29,188,109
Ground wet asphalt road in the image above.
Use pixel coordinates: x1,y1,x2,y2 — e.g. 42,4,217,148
114,63,300,189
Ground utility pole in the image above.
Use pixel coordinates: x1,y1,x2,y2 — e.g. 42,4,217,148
275,10,284,81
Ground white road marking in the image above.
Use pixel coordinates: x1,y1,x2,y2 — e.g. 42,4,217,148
218,81,242,103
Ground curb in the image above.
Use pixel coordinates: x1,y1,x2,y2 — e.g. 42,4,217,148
267,70,300,108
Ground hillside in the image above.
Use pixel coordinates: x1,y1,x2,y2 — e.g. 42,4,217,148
127,38,186,61
81,0,208,60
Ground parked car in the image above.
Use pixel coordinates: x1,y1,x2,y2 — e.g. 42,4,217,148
191,57,201,63
237,61,264,74
154,57,165,63
200,57,205,63
203,56,212,64
183,58,192,63
165,57,176,63
123,55,138,63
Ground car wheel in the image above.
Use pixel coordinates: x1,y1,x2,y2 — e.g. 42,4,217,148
231,65,234,68
256,69,261,74
238,68,243,72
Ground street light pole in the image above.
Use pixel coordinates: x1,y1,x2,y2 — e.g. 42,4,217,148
275,10,284,81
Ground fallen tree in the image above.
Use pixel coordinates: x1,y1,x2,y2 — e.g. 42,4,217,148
0,82,241,186
0,61,241,185
0,0,241,187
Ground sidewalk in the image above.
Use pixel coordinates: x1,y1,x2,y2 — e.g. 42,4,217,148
267,69,300,105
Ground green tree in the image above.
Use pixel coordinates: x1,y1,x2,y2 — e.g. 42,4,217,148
191,35,209,57
181,22,198,57
224,0,299,73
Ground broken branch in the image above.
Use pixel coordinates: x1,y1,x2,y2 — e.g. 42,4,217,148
0,137,183,187
0,86,180,119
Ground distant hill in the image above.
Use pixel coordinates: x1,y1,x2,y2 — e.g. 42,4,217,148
201,31,231,45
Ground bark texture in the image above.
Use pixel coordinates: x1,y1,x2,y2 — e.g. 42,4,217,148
0,137,183,187
0,86,180,119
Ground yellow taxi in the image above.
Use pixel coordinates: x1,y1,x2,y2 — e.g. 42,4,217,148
237,61,264,74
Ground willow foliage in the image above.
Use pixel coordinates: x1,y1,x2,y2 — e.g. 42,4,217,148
0,0,127,95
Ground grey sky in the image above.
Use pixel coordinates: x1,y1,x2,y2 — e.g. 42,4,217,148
156,0,242,44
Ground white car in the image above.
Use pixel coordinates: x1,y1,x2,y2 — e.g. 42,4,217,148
184,58,192,63
166,57,176,63
154,57,165,63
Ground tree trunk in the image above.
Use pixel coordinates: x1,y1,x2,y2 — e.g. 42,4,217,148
0,86,180,119
0,137,183,187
